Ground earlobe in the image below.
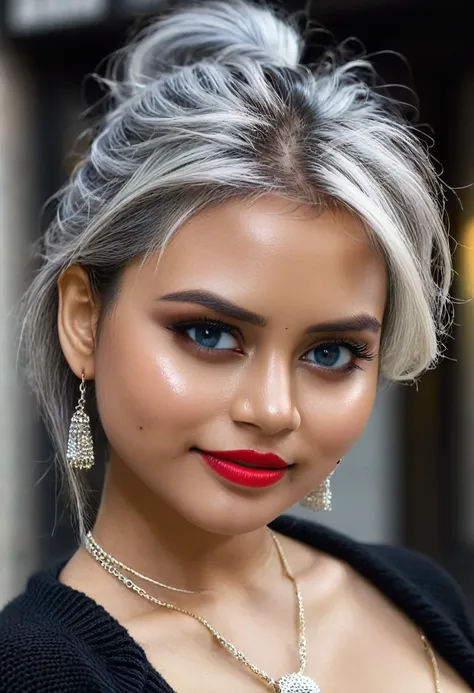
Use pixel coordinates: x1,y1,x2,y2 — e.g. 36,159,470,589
57,265,99,380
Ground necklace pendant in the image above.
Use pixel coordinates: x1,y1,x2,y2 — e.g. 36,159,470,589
277,672,321,693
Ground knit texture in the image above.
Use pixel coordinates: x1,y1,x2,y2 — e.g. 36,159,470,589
1,515,473,692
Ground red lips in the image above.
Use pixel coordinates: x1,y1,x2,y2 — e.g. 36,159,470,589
198,448,290,488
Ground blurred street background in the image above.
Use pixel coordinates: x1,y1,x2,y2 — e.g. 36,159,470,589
1,0,474,611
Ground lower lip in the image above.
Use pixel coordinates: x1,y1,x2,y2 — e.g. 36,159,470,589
198,452,288,488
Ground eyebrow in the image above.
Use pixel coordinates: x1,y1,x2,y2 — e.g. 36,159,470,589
159,289,381,334
160,290,266,326
305,315,381,335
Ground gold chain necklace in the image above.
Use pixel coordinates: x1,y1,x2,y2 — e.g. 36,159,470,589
421,632,442,693
84,532,442,693
85,532,197,594
85,531,320,692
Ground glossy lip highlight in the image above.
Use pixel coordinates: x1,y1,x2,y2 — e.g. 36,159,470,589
203,448,289,469
196,448,290,488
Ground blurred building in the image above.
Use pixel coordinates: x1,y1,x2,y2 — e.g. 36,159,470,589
0,0,473,609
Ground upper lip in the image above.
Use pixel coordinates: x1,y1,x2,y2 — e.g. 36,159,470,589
200,449,290,469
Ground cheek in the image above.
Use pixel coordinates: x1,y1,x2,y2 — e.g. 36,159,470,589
93,312,229,445
302,370,378,458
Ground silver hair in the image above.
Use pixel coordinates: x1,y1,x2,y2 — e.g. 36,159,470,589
19,0,452,533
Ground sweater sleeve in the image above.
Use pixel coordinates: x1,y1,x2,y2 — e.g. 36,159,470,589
0,620,105,693
369,543,474,645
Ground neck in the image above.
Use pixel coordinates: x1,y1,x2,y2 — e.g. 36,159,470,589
91,457,278,595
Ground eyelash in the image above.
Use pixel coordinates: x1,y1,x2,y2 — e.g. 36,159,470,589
169,317,243,350
312,338,376,365
168,317,377,372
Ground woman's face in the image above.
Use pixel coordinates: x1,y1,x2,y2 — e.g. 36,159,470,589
94,195,387,534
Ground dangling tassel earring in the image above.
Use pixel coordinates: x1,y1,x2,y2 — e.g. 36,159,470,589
300,459,342,512
67,371,94,470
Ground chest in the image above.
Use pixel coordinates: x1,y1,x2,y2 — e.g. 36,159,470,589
127,608,470,693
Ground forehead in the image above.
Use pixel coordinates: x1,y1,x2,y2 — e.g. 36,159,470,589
137,195,387,322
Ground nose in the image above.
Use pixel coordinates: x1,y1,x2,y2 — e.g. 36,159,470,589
230,351,301,436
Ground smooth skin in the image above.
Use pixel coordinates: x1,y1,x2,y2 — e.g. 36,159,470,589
58,196,468,692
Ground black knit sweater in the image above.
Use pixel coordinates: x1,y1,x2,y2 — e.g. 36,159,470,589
1,516,473,692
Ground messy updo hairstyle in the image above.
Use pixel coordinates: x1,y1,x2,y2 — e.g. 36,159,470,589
19,0,452,532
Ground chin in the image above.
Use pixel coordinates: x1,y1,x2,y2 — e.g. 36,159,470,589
171,490,291,537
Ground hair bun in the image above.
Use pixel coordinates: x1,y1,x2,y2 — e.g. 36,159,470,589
115,0,302,99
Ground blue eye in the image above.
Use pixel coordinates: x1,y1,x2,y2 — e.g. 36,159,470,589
304,344,353,369
177,322,239,350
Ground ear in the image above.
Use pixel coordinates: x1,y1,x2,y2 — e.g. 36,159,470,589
57,265,99,380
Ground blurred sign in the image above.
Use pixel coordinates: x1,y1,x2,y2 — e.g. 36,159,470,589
5,0,108,34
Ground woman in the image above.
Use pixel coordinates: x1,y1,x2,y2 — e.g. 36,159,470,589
1,1,472,691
